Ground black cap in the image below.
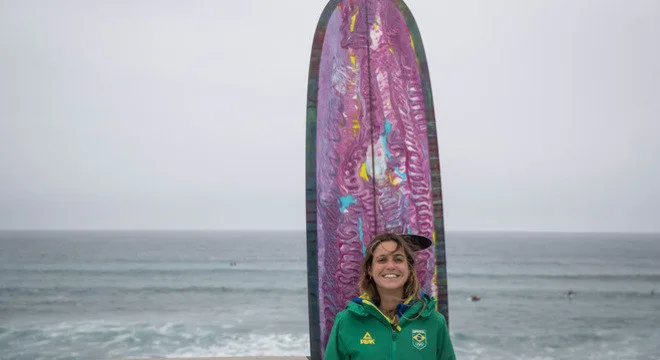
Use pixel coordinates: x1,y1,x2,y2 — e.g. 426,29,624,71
401,234,433,251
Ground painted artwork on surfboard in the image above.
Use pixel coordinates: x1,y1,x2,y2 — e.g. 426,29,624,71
305,0,447,358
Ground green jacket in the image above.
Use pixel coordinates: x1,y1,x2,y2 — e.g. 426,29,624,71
324,293,456,360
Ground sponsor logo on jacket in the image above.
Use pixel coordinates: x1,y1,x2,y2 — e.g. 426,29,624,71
360,332,375,345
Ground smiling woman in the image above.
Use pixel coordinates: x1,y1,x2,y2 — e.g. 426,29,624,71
323,233,455,360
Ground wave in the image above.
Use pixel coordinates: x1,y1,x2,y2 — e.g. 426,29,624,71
1,266,306,276
449,272,660,282
1,321,656,360
7,268,657,281
451,328,660,360
0,285,307,297
0,322,310,360
450,287,658,301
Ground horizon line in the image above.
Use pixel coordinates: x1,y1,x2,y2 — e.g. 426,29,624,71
0,228,658,235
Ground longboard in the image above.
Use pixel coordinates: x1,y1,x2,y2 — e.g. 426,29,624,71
305,1,447,358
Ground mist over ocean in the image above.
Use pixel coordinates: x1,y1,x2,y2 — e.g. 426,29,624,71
1,230,658,360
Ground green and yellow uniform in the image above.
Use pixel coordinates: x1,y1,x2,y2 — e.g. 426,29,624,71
324,293,456,360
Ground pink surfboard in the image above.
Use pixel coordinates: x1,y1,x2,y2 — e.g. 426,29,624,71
305,0,448,358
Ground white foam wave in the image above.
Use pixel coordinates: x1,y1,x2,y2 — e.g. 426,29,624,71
166,333,309,358
2,321,310,360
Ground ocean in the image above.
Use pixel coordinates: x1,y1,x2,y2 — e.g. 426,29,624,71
0,230,659,360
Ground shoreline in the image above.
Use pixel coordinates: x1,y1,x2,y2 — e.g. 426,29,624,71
127,357,310,360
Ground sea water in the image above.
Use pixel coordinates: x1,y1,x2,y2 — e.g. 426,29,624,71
0,230,658,360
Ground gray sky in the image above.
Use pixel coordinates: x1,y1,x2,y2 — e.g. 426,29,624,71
1,0,659,232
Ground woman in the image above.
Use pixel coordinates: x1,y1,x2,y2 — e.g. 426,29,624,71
324,233,456,360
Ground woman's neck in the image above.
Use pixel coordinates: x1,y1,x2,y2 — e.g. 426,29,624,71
378,289,403,311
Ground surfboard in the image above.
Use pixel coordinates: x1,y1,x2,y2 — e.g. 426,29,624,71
305,0,447,358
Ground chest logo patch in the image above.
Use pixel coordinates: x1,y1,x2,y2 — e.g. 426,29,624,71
360,332,375,345
412,329,427,350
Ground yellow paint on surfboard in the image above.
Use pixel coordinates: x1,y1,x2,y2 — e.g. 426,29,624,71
388,171,401,186
352,119,360,136
360,162,369,181
350,7,358,32
349,95,360,136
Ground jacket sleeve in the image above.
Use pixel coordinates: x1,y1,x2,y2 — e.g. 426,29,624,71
436,313,456,360
323,312,347,360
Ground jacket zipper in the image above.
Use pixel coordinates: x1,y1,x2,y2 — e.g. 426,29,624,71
391,327,397,360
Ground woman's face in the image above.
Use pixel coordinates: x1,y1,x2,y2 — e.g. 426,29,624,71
369,240,410,294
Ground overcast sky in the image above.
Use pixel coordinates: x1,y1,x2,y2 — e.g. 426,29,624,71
1,0,658,232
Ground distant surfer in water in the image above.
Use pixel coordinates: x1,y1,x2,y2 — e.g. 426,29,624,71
567,289,574,300
469,295,481,302
324,233,456,360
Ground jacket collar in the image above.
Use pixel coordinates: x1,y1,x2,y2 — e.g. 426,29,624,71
346,292,437,329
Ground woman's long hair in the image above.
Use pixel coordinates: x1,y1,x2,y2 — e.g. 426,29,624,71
358,233,423,307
